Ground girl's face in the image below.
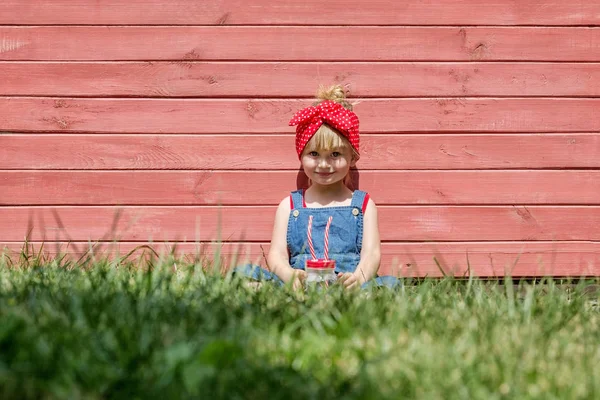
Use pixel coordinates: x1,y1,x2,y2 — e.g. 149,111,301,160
301,145,356,187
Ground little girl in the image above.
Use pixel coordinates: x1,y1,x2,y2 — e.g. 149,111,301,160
237,85,399,290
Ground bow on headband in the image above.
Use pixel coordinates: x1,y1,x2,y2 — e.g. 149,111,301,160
289,100,360,159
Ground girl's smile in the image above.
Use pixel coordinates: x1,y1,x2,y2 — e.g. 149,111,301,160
301,148,354,187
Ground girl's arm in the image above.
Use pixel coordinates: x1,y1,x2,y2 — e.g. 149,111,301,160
267,197,306,289
340,198,381,289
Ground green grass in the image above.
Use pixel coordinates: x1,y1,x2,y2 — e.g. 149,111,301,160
0,246,599,399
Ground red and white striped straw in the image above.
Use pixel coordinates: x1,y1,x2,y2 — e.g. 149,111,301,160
307,215,317,260
324,216,333,260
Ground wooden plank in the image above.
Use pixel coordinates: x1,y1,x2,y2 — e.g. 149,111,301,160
3,62,600,97
3,170,600,206
2,98,599,133
1,241,599,278
3,134,599,170
1,27,599,61
1,0,598,25
0,206,598,242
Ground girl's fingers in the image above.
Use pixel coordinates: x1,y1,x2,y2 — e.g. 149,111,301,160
347,277,362,290
343,274,357,288
293,270,307,282
292,278,303,291
336,273,361,289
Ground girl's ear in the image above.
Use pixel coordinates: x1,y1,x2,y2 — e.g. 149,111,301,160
350,157,357,167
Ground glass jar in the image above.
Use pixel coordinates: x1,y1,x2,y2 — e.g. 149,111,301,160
305,259,337,288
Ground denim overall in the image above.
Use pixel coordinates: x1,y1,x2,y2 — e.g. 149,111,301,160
235,190,401,289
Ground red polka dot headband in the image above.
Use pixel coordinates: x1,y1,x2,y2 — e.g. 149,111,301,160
289,100,360,159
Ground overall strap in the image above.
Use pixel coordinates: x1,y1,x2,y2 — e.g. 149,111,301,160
290,190,305,209
350,190,370,213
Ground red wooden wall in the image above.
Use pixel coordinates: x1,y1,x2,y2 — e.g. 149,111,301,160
1,1,599,277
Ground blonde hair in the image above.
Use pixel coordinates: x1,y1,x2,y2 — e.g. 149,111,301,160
302,84,359,160
312,84,353,110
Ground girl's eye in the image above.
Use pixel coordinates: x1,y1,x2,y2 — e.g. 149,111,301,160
309,151,319,157
331,152,341,157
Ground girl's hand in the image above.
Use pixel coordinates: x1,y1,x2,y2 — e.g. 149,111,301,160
338,272,363,290
290,269,307,291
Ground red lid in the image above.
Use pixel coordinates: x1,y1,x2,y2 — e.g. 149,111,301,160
306,259,336,269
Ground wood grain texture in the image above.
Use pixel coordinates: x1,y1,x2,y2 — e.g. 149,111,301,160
3,134,599,170
3,62,600,97
3,170,600,205
2,0,599,279
3,98,600,133
1,206,598,242
1,27,599,61
1,241,598,278
2,0,598,25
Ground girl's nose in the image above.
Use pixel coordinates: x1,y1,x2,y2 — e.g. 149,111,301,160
318,158,330,168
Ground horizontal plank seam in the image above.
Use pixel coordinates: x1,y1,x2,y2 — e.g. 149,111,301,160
3,168,600,172
2,60,600,64
6,130,600,135
4,95,600,99
4,96,600,100
3,133,600,137
2,61,600,65
4,204,600,207
3,240,599,244
2,205,600,209
1,24,599,27
1,239,598,244
5,58,600,63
